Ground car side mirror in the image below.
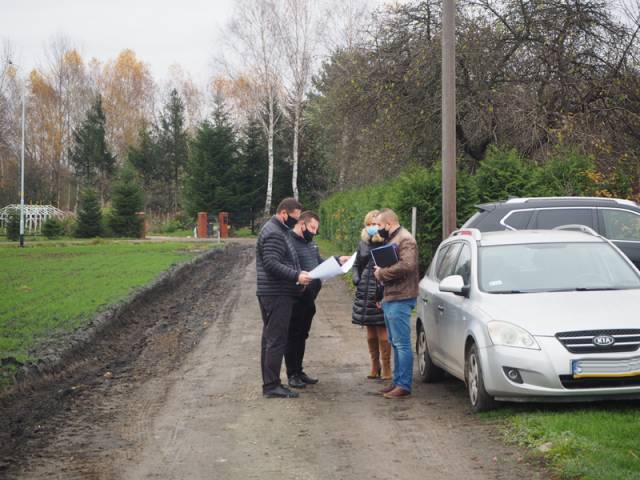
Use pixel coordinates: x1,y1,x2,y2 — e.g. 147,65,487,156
439,275,469,297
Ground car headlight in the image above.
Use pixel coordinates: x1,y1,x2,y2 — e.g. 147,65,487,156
487,321,540,350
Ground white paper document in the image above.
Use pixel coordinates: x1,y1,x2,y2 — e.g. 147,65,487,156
309,252,357,281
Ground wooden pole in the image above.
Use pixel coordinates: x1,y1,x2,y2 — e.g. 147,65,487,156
442,0,457,238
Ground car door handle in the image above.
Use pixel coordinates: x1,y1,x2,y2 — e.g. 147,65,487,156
421,296,429,303
437,305,445,313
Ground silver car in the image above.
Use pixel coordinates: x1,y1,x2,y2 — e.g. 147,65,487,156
416,228,640,412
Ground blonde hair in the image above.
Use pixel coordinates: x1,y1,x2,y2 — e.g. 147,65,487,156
361,209,384,242
363,210,380,227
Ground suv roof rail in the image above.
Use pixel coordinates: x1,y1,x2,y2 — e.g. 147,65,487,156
505,196,638,206
450,228,482,240
552,224,600,237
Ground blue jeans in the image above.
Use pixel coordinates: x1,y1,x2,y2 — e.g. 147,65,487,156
382,298,416,392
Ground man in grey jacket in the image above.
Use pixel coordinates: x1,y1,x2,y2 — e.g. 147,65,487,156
256,198,312,398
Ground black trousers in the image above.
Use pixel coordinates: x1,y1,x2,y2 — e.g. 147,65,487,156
258,295,294,391
285,293,317,377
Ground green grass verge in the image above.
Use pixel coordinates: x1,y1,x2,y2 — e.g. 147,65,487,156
315,237,348,258
147,229,194,238
0,239,215,379
484,404,640,479
315,237,357,294
232,226,257,238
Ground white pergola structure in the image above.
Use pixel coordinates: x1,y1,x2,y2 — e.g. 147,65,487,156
0,205,70,234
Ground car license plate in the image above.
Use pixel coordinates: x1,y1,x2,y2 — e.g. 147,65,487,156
572,357,640,378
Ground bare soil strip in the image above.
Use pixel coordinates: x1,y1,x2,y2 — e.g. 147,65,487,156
2,242,547,479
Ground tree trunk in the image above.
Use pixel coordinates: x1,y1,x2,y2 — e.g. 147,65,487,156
292,102,300,200
66,174,72,211
174,162,179,214
264,96,275,216
74,181,79,212
100,174,105,207
339,117,348,188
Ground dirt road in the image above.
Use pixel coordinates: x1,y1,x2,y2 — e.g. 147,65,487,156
5,243,545,479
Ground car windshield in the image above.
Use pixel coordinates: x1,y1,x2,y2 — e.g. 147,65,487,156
479,242,640,293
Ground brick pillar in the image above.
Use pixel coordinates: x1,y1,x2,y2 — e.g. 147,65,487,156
197,212,208,238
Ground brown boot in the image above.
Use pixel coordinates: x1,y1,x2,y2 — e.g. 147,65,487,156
378,383,395,395
367,338,381,379
379,339,392,380
383,387,411,399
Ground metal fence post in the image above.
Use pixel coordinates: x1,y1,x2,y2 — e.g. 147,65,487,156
411,207,417,238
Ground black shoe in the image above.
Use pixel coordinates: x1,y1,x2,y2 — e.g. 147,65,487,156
263,385,299,398
288,375,307,389
298,371,319,384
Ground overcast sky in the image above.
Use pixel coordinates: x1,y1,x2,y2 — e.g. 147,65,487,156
1,0,394,87
1,0,237,85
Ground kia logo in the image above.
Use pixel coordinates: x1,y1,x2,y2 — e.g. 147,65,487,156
593,335,615,347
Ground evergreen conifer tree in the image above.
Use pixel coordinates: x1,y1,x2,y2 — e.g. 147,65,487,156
158,89,188,213
69,95,116,203
110,167,144,237
5,208,20,241
184,105,239,218
75,188,103,238
42,217,64,239
128,125,160,189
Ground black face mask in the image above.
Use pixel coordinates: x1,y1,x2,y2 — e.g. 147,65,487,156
378,227,390,239
302,229,315,243
284,214,298,229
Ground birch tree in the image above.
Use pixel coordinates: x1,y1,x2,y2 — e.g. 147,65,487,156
43,36,93,208
275,0,322,200
100,49,155,160
0,42,18,199
221,0,283,215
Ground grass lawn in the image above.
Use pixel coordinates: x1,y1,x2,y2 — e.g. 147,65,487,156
484,404,640,479
148,228,194,238
315,237,350,258
0,239,214,379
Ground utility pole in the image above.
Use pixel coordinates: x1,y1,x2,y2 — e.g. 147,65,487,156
441,0,456,238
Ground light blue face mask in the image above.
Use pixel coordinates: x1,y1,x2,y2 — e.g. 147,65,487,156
366,225,379,236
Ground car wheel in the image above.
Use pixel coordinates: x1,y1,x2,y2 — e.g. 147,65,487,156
465,343,497,413
416,322,444,383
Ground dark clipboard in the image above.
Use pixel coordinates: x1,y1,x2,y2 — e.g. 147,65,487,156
370,243,399,268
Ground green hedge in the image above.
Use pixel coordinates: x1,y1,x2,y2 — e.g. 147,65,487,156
319,182,396,254
319,147,632,273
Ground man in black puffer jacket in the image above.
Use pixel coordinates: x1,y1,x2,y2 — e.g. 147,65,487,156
286,211,352,389
256,198,312,398
285,211,324,389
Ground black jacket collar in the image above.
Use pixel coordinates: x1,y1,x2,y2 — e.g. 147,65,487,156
290,230,306,243
269,215,289,232
388,225,403,241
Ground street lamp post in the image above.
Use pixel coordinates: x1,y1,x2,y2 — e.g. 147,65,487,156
19,89,25,247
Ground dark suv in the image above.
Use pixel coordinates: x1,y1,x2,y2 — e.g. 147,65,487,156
462,197,640,268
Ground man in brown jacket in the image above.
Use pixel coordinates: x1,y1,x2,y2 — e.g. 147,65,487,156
373,208,419,399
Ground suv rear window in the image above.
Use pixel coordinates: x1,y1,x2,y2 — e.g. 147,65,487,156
535,208,594,229
502,210,533,230
601,209,640,241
